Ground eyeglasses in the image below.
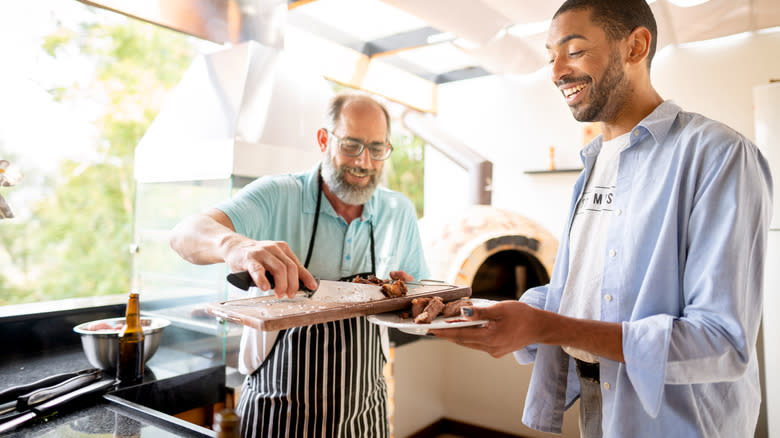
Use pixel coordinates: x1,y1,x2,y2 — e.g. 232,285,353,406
327,130,393,161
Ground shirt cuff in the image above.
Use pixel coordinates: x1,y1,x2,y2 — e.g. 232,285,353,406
622,314,674,417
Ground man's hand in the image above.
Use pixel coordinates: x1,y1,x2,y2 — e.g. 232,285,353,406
223,238,318,299
389,271,413,282
169,209,318,299
430,300,626,362
429,301,545,358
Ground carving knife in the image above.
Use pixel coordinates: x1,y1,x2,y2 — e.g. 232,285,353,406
227,271,386,301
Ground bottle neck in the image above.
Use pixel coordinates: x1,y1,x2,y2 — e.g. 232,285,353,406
123,293,142,333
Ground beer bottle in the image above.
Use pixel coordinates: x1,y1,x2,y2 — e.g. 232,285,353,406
117,292,145,384
213,408,240,438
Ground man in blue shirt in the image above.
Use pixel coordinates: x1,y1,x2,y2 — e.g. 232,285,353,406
432,1,773,437
170,92,429,437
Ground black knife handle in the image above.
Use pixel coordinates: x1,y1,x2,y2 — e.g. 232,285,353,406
0,368,99,405
18,369,101,410
227,270,313,293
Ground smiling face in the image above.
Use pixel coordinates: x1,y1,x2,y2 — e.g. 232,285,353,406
319,98,388,206
546,8,630,124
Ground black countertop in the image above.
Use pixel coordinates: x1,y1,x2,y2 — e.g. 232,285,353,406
1,302,227,437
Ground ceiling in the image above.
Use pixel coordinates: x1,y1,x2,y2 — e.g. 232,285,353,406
288,0,780,81
78,0,780,112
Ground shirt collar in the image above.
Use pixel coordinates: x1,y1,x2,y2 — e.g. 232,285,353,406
580,100,682,163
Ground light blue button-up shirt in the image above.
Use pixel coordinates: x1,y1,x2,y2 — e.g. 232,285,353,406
514,101,773,437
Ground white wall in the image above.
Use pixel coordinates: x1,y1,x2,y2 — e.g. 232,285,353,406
407,29,780,438
393,340,580,438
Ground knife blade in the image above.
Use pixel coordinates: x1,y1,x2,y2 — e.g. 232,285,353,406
227,271,316,297
226,271,386,302
308,279,386,302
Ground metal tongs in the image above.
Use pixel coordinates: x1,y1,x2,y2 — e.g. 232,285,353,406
0,368,115,433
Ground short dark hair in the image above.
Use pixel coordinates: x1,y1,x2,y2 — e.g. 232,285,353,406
325,92,391,138
554,0,658,69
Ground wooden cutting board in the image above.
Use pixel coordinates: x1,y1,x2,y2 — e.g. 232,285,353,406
205,282,471,331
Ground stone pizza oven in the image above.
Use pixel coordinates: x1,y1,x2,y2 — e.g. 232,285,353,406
420,205,558,301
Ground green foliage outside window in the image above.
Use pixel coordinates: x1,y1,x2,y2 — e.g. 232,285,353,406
0,9,196,306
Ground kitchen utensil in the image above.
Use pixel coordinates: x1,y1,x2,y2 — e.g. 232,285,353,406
0,379,115,434
0,368,101,418
73,317,170,370
0,369,94,405
227,271,316,297
227,270,391,301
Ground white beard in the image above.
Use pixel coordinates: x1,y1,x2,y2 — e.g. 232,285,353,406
320,154,380,206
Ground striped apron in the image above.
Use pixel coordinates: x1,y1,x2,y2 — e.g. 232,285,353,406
236,316,389,438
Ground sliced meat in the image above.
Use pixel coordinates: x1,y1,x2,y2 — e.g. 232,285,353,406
411,297,431,318
414,296,445,324
381,279,408,298
441,298,473,318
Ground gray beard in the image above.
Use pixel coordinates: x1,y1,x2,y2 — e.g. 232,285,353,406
320,155,380,206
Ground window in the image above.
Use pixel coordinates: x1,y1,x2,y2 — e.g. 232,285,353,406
0,1,209,308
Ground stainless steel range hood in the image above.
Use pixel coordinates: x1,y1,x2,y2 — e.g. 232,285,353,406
134,40,333,183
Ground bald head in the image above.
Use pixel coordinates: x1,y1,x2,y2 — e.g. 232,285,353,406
324,93,391,139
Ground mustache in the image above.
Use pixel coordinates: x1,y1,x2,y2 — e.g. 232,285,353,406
555,76,591,87
340,166,377,177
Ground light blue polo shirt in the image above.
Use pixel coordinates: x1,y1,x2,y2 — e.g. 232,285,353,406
217,164,429,282
217,165,430,373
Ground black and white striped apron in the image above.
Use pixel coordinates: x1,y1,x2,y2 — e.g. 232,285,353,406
236,317,388,438
236,169,388,437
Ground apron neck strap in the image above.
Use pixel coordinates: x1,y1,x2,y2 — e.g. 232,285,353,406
305,168,376,275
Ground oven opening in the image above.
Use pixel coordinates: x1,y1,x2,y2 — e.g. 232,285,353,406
471,249,550,301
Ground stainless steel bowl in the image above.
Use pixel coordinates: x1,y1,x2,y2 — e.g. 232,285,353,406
73,317,170,370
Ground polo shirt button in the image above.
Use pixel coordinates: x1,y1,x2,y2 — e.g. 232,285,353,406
347,238,352,243
609,249,616,257
604,294,612,302
345,254,351,261
603,382,611,390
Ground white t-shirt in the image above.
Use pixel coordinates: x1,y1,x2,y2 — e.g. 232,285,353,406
559,132,630,363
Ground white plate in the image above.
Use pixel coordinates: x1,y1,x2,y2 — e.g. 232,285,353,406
367,298,495,335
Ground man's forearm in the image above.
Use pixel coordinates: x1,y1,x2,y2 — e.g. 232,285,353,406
536,309,625,363
169,213,239,265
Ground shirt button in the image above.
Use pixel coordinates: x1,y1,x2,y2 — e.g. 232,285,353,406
603,382,611,390
615,209,622,216
633,130,640,137
347,238,352,243
604,294,613,302
345,254,351,261
609,249,616,257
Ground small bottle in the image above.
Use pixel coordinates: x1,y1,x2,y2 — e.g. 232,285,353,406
213,408,240,438
117,292,145,384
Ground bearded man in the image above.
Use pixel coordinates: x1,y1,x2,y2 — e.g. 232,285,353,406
169,92,429,438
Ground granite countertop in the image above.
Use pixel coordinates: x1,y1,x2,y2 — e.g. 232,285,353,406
1,304,227,438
